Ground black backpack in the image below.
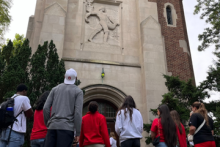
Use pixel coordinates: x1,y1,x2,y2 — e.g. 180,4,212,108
0,95,23,142
0,97,15,129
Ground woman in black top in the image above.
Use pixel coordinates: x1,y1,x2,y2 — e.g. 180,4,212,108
189,101,216,147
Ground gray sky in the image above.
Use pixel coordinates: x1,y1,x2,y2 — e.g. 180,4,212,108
5,0,220,102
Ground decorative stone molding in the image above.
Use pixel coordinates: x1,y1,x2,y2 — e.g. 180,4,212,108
62,58,141,68
163,3,177,27
179,40,190,55
45,2,67,17
82,84,126,108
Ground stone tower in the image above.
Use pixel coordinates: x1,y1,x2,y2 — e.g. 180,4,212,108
26,0,194,146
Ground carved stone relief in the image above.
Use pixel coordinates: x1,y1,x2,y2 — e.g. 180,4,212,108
83,0,121,47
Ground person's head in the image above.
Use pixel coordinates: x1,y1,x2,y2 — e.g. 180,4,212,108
158,104,177,147
64,68,77,85
170,110,183,134
192,101,209,126
88,101,98,113
110,132,116,140
16,84,28,96
118,95,136,121
34,91,50,110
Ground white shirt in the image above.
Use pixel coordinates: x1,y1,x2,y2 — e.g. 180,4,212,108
115,108,143,143
11,94,31,133
110,137,117,147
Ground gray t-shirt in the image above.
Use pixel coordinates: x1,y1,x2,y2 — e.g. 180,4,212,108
43,83,83,136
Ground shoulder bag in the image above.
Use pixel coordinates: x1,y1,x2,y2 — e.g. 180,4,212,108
188,119,206,146
152,119,160,146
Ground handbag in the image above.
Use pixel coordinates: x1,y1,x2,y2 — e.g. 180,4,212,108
188,119,206,146
152,118,160,146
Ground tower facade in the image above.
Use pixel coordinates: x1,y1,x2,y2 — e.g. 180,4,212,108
26,0,194,146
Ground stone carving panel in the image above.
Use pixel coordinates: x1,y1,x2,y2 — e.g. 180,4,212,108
84,0,121,47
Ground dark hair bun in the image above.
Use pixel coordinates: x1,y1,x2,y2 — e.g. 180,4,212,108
88,101,98,113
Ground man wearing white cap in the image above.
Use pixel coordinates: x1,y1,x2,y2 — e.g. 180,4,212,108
43,68,83,147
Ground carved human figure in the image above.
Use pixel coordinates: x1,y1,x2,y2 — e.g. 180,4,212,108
85,7,119,43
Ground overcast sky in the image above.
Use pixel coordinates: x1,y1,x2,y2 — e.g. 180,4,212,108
4,0,220,102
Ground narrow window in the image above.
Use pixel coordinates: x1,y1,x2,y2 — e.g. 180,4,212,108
166,6,173,25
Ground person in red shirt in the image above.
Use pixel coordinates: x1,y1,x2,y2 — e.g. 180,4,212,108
30,91,50,147
150,104,177,147
79,101,110,147
170,110,187,147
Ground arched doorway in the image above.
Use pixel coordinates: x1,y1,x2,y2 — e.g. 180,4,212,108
82,84,127,147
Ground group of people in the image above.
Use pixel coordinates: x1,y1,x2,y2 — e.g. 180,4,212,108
0,68,216,147
150,103,216,147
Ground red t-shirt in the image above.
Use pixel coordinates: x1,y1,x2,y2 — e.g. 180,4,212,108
79,111,110,147
150,118,165,142
176,123,187,147
30,110,47,140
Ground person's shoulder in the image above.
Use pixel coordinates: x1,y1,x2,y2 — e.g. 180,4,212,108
152,118,159,123
97,112,105,118
191,112,201,118
208,116,214,122
16,95,29,100
133,108,141,114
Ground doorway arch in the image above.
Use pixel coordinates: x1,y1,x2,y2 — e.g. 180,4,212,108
82,84,127,108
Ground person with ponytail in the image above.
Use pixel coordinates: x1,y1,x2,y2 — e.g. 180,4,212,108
79,101,110,147
170,110,187,147
115,96,143,147
150,104,177,147
189,102,216,147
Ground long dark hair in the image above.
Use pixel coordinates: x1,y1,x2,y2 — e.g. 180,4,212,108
192,101,209,126
158,104,177,147
34,91,50,110
170,110,183,134
117,95,136,121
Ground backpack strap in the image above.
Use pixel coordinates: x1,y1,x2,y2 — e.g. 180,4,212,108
195,119,206,135
6,94,23,143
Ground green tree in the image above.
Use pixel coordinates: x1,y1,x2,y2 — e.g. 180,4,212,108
194,0,220,51
0,0,12,43
0,39,32,101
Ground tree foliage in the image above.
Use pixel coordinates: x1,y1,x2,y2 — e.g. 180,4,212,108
194,0,220,51
0,0,12,43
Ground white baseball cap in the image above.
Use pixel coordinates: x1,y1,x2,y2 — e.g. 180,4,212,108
64,68,77,85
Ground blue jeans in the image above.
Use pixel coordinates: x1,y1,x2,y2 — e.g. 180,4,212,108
31,138,45,147
156,142,168,147
0,128,24,147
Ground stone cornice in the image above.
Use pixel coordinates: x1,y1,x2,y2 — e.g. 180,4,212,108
62,58,141,68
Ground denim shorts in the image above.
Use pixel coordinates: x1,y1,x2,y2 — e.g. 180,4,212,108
0,128,25,147
31,138,45,147
156,142,168,147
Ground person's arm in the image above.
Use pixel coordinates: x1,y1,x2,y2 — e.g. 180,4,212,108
100,117,111,147
24,108,33,118
43,90,54,125
74,90,83,137
79,119,84,147
188,114,198,135
189,126,196,135
115,111,122,136
151,131,156,140
22,97,33,118
150,119,158,140
139,112,143,134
